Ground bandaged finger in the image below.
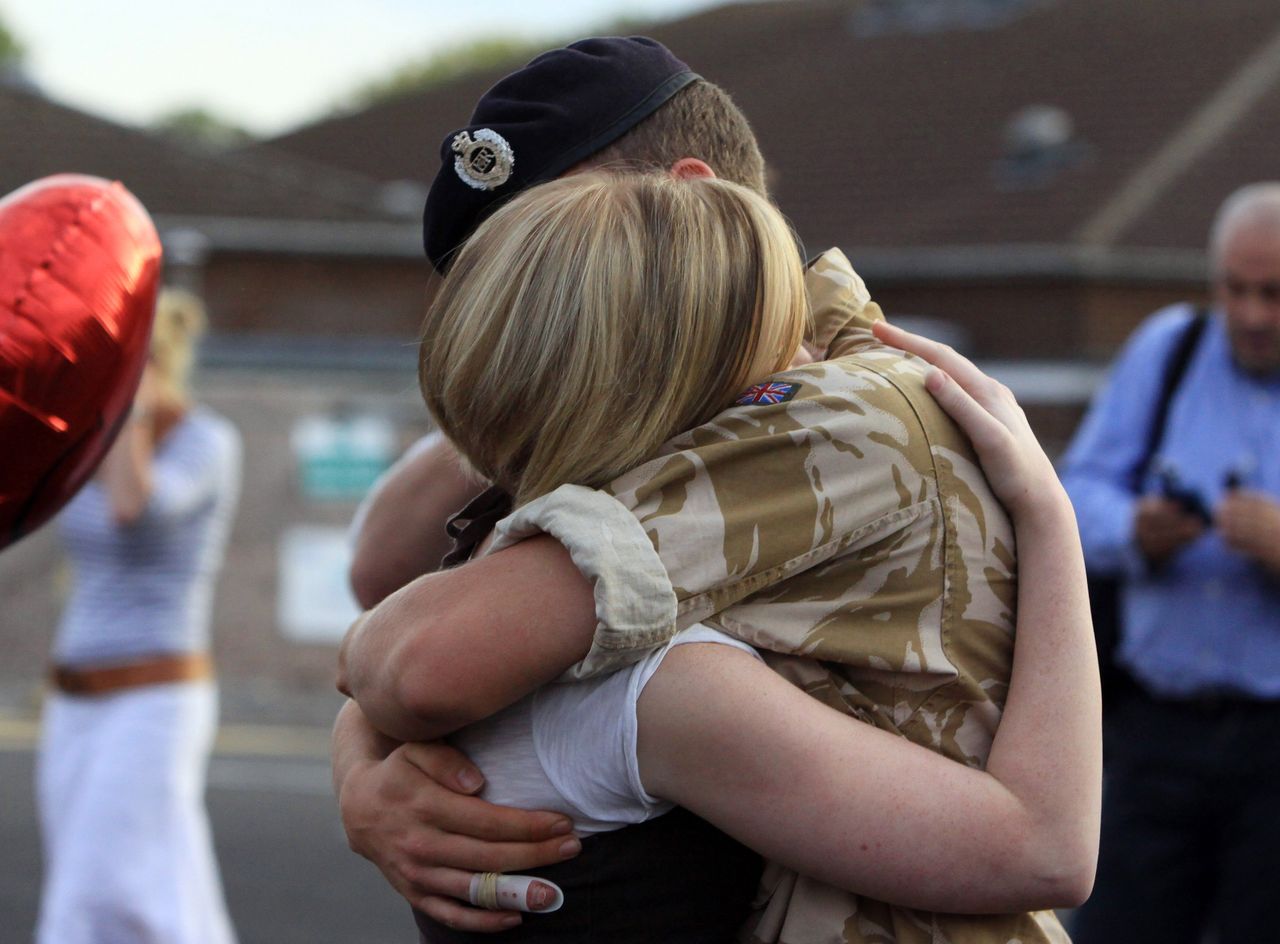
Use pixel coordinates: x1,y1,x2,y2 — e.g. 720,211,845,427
468,872,564,913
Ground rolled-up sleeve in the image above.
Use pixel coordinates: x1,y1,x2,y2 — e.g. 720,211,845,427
491,354,937,680
490,485,678,679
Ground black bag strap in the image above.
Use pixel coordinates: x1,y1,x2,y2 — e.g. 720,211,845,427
1127,307,1209,489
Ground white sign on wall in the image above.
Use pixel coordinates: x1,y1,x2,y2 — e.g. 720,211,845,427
277,525,363,643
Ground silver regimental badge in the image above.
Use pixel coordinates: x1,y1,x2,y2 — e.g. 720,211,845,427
452,129,514,191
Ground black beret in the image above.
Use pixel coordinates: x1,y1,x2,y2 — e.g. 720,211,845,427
423,36,699,273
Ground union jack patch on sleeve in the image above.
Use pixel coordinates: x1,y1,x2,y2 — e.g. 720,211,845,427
736,380,801,406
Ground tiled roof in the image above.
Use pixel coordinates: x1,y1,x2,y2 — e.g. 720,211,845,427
263,72,493,192
1121,64,1280,249
0,83,398,224
264,0,1280,253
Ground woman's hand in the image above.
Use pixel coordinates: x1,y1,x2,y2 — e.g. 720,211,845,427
97,364,161,524
133,362,161,416
872,321,1065,519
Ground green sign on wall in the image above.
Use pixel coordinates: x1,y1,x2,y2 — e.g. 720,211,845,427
292,414,394,501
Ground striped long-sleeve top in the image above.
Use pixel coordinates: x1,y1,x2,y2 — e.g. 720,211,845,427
54,407,242,667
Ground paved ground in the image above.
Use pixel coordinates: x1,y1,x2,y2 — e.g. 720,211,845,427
0,713,415,944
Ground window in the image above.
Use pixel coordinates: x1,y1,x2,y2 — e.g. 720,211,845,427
850,0,1058,37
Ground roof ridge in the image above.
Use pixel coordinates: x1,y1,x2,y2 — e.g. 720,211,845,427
0,83,398,222
1076,19,1280,247
216,143,399,218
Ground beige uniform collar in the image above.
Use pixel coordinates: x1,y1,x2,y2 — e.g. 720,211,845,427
803,247,886,359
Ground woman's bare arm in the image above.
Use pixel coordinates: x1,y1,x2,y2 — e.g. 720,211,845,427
638,497,1097,913
639,324,1100,913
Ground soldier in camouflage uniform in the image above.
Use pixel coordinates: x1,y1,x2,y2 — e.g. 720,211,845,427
335,37,1097,943
484,247,1070,944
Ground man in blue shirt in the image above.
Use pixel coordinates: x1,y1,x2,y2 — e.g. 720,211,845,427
1065,183,1280,944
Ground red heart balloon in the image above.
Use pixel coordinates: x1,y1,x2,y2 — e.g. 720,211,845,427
0,174,161,550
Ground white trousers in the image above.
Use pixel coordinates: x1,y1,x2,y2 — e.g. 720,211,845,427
35,679,238,944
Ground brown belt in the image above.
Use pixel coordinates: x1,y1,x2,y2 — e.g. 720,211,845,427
51,652,213,696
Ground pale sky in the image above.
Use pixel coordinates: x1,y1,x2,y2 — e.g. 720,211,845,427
1,0,730,136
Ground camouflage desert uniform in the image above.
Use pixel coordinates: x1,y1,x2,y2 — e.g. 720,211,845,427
490,249,1069,944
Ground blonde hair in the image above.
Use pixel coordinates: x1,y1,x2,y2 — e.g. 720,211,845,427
149,287,207,407
419,172,807,506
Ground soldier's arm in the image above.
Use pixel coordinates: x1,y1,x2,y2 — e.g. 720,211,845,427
339,533,596,742
348,434,487,609
330,701,579,931
340,367,922,742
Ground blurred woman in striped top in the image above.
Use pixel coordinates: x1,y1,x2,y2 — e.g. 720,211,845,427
36,288,243,944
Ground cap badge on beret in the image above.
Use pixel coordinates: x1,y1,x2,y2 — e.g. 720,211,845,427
451,129,515,191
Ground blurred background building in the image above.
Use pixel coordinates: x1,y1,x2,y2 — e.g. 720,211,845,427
3,0,1279,937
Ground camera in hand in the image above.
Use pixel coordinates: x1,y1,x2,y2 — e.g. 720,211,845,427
1156,466,1212,524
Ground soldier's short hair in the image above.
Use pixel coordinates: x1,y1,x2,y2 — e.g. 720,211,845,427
589,80,769,197
420,172,806,506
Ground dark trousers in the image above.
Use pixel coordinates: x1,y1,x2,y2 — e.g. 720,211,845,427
1071,685,1280,944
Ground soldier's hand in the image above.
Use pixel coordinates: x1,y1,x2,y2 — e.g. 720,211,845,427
333,705,579,931
334,610,366,698
1134,496,1206,566
1216,489,1280,574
